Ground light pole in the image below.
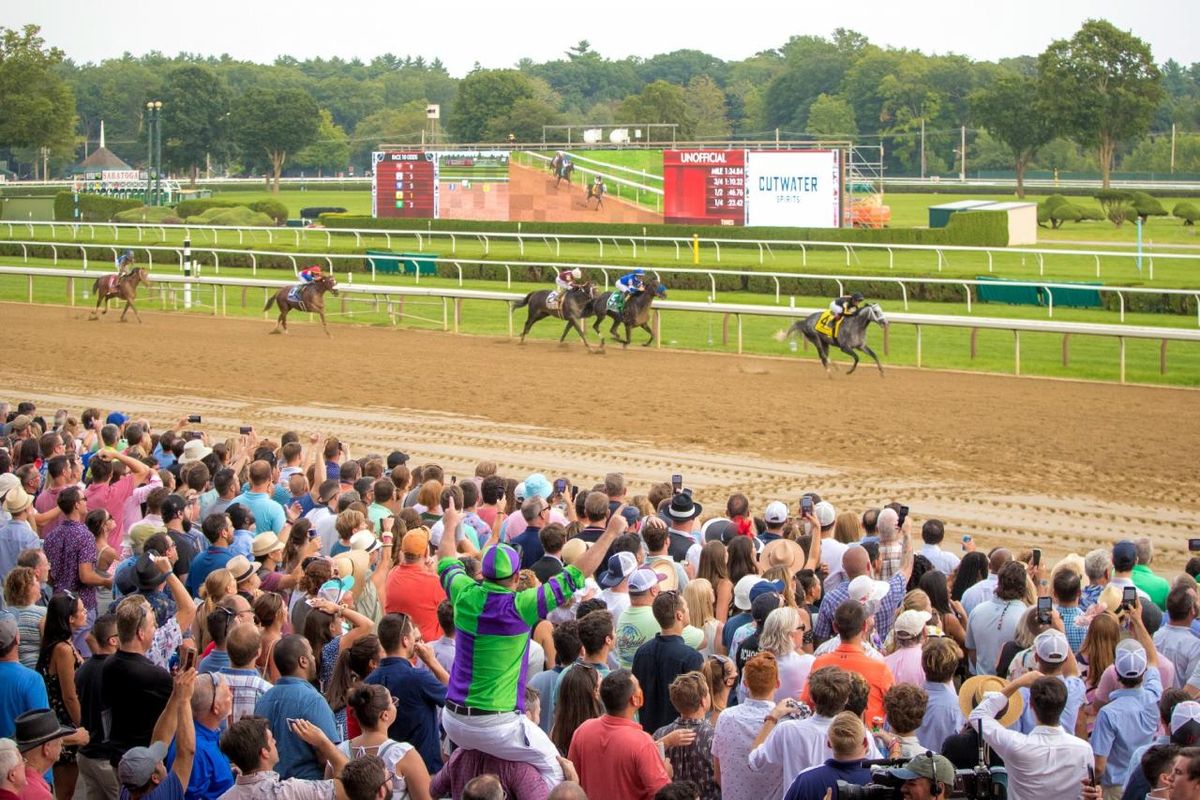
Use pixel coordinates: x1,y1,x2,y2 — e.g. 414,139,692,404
145,100,162,205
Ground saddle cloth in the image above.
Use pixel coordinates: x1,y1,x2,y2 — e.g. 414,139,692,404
287,287,308,311
607,293,624,313
546,291,562,312
815,310,843,339
99,275,119,295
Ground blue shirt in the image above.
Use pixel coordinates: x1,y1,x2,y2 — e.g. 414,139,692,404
167,722,234,800
1056,605,1087,653
186,546,233,598
723,611,752,652
783,758,872,800
229,530,255,559
364,656,447,774
1091,667,1163,787
253,677,339,780
0,520,39,577
916,681,965,752
0,660,50,738
231,492,286,534
198,649,231,675
1014,674,1086,736
120,771,184,800
510,526,545,570
1080,584,1104,611
527,666,566,735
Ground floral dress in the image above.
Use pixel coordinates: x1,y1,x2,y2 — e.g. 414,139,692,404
40,642,83,765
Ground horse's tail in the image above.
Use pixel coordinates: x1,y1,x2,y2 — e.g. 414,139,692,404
91,278,101,295
263,291,277,312
512,293,531,310
773,320,804,342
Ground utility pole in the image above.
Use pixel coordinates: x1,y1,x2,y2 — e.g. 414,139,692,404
960,125,966,181
1171,123,1177,174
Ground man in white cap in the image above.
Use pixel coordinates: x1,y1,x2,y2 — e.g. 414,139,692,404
598,550,640,624
0,487,39,578
1012,628,1087,736
723,574,761,653
1092,600,1163,799
968,670,1093,800
812,501,846,585
760,501,789,543
615,567,667,669
885,610,932,686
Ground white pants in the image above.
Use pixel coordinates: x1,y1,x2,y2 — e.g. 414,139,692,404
442,709,564,788
830,301,844,315
78,754,119,800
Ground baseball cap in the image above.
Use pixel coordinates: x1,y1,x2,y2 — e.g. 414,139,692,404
599,552,639,588
847,574,890,605
888,753,956,786
401,528,431,558
3,486,32,515
118,742,167,787
0,615,18,651
1114,639,1149,678
1171,701,1200,734
628,567,666,593
814,501,836,528
894,609,932,640
751,590,783,624
764,501,789,525
1033,630,1070,664
1112,540,1137,572
733,574,760,611
481,544,521,581
749,579,785,603
106,411,129,427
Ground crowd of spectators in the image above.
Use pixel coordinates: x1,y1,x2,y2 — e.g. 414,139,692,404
0,400,1198,800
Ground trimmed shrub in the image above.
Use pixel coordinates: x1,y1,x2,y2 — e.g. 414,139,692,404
53,192,143,222
173,198,242,218
113,206,184,224
203,207,275,227
1129,191,1168,223
247,200,288,225
1173,202,1199,226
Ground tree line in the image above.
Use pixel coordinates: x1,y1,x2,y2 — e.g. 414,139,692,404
1,21,1197,192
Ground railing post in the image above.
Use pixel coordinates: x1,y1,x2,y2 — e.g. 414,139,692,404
1014,330,1021,376
1119,337,1126,384
654,310,661,349
1062,334,1070,367
915,325,922,368
736,314,743,354
970,328,978,360
1161,339,1168,375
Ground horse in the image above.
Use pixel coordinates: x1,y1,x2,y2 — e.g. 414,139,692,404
589,279,667,347
555,159,574,188
264,274,339,336
784,302,888,376
512,282,598,351
586,179,605,209
549,152,564,175
90,267,151,323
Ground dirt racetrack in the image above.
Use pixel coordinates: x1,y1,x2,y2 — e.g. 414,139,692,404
4,301,1198,569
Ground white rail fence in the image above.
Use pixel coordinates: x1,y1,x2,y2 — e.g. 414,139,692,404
2,238,1198,326
5,220,1200,280
2,266,1198,385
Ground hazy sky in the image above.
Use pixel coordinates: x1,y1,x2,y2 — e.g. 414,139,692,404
6,0,1196,76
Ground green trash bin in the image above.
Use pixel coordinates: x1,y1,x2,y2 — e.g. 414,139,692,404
399,252,439,276
364,250,402,275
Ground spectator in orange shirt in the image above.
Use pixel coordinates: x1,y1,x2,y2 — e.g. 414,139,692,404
802,600,895,725
383,528,446,643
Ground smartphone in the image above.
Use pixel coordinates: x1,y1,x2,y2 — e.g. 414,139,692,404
671,474,682,494
183,431,202,441
897,505,910,527
569,485,580,501
187,415,202,423
554,478,567,495
1036,596,1052,625
1190,538,1200,552
179,645,196,672
800,496,814,515
1032,548,1042,567
239,426,252,435
1087,765,1095,787
1122,586,1137,609
961,534,972,552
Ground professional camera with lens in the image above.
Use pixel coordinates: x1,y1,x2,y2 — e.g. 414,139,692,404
836,767,906,800
955,766,1006,799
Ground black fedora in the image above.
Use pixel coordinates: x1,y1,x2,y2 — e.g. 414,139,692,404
14,708,74,752
665,492,702,522
134,553,171,592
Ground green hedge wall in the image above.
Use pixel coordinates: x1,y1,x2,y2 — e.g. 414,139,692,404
174,198,288,224
319,209,1011,247
53,192,143,222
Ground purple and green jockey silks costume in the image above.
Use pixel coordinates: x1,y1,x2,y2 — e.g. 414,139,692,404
438,554,585,713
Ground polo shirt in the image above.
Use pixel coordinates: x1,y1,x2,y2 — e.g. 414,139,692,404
1154,624,1200,688
783,758,872,800
0,660,49,738
231,490,285,534
119,772,184,800
167,722,234,800
0,519,38,577
801,642,895,724
76,653,111,760
383,563,446,644
1132,565,1170,609
253,677,339,780
1013,674,1086,736
510,525,545,570
367,503,392,534
916,681,964,752
198,649,231,675
632,633,704,734
101,649,173,753
960,574,999,616
919,543,961,575
883,644,925,687
22,764,53,800
712,699,783,800
186,545,233,598
1091,667,1163,787
965,597,1026,676
568,715,670,800
616,606,705,670
363,656,447,774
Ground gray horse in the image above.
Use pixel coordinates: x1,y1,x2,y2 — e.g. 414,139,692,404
785,302,888,376
513,282,598,350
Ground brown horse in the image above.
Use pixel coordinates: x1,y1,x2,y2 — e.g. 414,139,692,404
90,267,151,323
264,274,339,336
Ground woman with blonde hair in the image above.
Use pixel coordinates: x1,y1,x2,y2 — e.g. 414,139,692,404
762,565,799,610
697,541,734,623
4,567,45,668
683,578,723,656
194,568,236,651
752,605,815,701
701,654,738,722
833,511,860,545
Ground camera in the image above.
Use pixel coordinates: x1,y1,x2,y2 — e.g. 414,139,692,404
187,415,202,423
836,768,905,800
955,765,1006,799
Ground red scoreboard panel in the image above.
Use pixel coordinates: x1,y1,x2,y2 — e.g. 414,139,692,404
663,149,746,225
372,151,436,218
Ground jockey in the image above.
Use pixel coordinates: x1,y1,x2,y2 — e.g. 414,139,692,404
553,268,582,302
830,291,865,321
292,265,322,299
115,249,135,277
613,268,645,311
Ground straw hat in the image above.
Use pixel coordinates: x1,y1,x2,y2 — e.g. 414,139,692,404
761,538,805,577
958,675,1024,727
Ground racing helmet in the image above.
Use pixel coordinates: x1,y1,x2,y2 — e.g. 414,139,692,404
850,292,864,303
570,268,582,280
634,268,645,276
122,249,134,259
309,265,323,275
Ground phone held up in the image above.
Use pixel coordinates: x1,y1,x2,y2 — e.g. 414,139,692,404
800,496,814,516
187,415,202,423
1190,538,1200,552
179,645,197,672
671,474,682,495
1036,596,1052,625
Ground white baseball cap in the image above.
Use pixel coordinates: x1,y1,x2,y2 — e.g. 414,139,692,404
1033,630,1069,664
733,574,760,611
628,567,666,594
814,501,837,528
1115,639,1148,678
1172,702,1200,734
764,501,789,525
847,574,889,605
893,609,932,639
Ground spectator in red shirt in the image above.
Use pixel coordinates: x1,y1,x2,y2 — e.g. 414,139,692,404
568,669,672,800
383,528,446,644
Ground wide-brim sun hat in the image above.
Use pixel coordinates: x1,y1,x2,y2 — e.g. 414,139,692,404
958,675,1024,727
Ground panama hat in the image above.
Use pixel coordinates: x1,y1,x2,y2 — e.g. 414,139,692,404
958,675,1024,727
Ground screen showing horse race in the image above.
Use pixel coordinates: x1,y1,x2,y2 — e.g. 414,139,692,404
372,150,510,220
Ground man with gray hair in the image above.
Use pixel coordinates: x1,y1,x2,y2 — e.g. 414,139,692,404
875,507,903,580
511,497,550,570
0,738,25,796
1133,536,1170,610
546,781,588,800
1081,548,1111,610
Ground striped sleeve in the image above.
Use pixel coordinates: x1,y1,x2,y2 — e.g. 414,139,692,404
516,565,584,625
438,557,472,602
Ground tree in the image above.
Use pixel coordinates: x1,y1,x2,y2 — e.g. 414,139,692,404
292,109,349,175
805,94,857,138
230,88,319,190
483,97,562,143
448,69,536,141
618,81,695,139
1038,19,1164,187
350,103,428,171
0,25,76,178
970,75,1057,197
685,76,730,139
161,64,231,183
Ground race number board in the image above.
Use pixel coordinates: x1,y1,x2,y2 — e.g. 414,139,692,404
663,149,746,225
372,151,437,218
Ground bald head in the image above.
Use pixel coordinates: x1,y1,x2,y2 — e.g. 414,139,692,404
988,548,1012,575
546,783,589,800
226,622,262,669
843,545,870,579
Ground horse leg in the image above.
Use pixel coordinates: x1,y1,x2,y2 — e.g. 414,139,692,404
280,308,290,334
519,311,540,343
841,346,860,375
569,317,592,351
640,321,654,346
127,298,143,323
559,320,573,344
861,344,885,377
318,309,331,337
622,322,633,347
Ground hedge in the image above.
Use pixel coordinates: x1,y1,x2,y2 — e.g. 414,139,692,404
174,197,287,224
319,209,1011,247
53,192,143,222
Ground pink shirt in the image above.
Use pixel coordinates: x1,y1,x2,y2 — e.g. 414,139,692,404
884,645,927,687
499,507,568,542
121,470,163,537
19,765,53,800
85,474,138,549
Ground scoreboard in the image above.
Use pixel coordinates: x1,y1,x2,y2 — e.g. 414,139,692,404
372,151,437,218
663,150,746,225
